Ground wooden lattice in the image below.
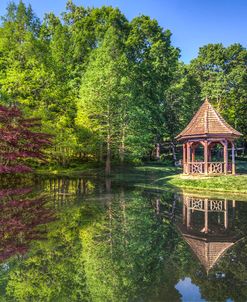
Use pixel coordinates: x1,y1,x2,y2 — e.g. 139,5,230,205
210,200,223,211
186,196,225,212
191,163,204,174
191,198,204,210
209,162,224,174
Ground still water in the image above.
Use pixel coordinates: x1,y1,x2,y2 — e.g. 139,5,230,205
0,175,247,302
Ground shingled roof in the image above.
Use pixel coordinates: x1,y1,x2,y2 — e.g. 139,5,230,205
176,98,242,141
183,234,234,273
176,223,237,273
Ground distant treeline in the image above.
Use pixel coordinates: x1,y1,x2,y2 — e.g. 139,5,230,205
0,1,246,172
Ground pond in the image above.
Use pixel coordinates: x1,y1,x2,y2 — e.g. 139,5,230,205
0,174,247,302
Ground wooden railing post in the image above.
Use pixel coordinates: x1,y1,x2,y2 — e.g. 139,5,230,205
204,141,208,175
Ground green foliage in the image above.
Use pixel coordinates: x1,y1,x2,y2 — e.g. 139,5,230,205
0,1,246,172
5,206,92,301
189,43,247,140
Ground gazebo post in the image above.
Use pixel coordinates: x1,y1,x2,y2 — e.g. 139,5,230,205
224,199,228,229
204,198,208,233
223,140,228,175
231,142,236,175
187,142,191,174
204,141,208,175
191,145,195,162
187,206,191,229
232,200,236,223
183,143,187,174
183,201,186,224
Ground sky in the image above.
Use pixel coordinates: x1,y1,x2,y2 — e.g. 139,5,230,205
0,0,246,63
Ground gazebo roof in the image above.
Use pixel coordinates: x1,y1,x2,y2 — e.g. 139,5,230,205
176,98,242,141
176,223,237,273
182,234,234,273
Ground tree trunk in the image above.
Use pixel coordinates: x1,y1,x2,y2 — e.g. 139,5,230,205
156,143,160,159
106,136,111,175
171,142,177,162
105,107,111,175
99,142,103,163
119,127,125,165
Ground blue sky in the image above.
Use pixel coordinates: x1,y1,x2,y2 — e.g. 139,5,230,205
1,0,246,63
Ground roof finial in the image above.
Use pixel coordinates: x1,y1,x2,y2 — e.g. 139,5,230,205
205,95,209,103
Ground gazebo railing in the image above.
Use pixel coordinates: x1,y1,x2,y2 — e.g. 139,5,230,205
187,162,205,174
208,162,225,174
186,162,233,175
185,196,227,212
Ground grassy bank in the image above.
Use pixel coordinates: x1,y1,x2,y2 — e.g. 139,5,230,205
36,160,247,195
168,174,247,194
36,161,180,178
166,160,247,194
35,162,104,177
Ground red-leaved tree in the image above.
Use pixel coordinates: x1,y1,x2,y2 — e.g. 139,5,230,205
0,187,55,261
0,105,52,173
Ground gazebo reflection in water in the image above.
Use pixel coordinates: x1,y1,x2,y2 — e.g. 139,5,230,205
176,193,244,274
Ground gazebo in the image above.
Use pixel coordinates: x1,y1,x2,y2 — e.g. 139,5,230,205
176,98,242,175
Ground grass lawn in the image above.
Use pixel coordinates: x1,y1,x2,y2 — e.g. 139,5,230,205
167,160,247,194
168,174,247,194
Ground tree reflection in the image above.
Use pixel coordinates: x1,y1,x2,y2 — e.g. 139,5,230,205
80,189,182,302
0,186,54,263
1,180,247,301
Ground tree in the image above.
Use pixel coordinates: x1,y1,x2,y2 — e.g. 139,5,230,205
125,16,180,159
76,26,127,174
0,105,51,173
162,63,201,159
189,43,247,141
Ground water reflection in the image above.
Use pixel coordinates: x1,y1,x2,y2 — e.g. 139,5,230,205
0,186,54,263
0,176,247,301
173,192,247,302
176,193,244,274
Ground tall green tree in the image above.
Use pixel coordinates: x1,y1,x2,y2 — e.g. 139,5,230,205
76,26,127,174
126,16,180,158
189,43,247,141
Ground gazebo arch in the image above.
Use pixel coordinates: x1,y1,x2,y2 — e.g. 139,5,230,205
176,98,242,175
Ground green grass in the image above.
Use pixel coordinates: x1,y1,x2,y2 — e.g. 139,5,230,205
168,174,247,194
166,160,247,194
